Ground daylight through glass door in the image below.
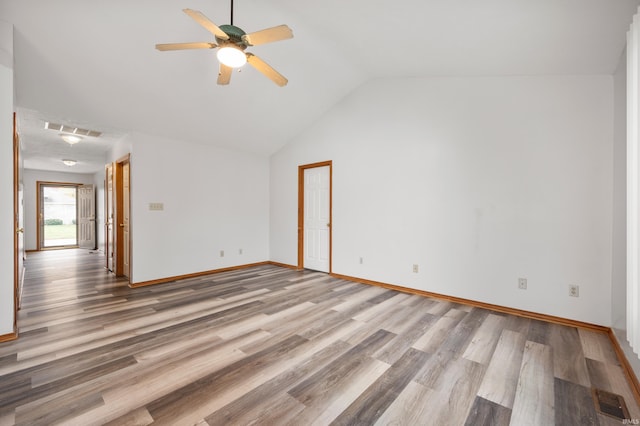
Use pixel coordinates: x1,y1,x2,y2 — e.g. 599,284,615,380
41,185,78,248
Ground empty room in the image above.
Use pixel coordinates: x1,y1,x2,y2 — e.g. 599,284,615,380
2,0,640,424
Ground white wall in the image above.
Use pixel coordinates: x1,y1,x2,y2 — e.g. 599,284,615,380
0,20,13,336
108,134,133,164
613,51,628,330
271,75,614,326
126,132,270,284
22,169,95,251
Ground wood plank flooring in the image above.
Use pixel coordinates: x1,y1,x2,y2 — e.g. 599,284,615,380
0,249,639,425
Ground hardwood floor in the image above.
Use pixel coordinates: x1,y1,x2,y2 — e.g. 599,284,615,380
0,249,639,425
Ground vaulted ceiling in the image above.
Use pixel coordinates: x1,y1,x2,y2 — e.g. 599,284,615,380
2,0,638,173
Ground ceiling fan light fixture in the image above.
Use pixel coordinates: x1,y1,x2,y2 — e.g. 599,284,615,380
217,46,247,68
159,4,292,85
61,134,82,145
62,159,77,166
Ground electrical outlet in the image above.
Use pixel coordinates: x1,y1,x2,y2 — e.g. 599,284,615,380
518,278,527,290
220,250,224,257
413,264,419,273
569,285,579,297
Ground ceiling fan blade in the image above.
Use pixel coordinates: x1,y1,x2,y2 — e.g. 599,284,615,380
217,64,233,85
242,25,293,46
246,53,288,87
155,42,217,51
183,8,229,40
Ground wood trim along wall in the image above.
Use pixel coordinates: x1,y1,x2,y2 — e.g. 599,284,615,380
297,161,333,271
331,271,640,406
130,261,271,288
331,272,608,331
130,256,621,334
132,261,303,288
608,329,640,405
0,332,18,343
267,261,300,270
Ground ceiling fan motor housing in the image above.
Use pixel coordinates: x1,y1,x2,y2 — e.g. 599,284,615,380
218,24,247,48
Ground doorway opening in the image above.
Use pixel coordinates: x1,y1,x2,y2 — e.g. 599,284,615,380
298,161,332,272
115,156,131,279
105,154,131,280
38,183,78,249
37,182,96,250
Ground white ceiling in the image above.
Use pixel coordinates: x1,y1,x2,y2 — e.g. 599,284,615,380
2,0,639,173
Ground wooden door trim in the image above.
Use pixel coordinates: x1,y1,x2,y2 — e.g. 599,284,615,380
12,112,18,333
114,154,131,280
105,162,113,271
115,154,130,164
36,181,82,251
114,162,123,274
297,161,332,272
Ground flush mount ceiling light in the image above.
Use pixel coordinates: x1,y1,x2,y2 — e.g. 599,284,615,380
62,159,77,166
155,0,293,86
61,134,82,145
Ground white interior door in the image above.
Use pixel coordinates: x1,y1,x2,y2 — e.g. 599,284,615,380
304,166,330,272
78,184,96,249
16,182,24,309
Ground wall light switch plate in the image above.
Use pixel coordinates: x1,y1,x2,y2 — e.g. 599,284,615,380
149,202,164,211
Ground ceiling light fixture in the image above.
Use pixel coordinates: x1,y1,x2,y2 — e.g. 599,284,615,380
156,0,292,86
62,159,77,166
61,134,82,145
216,45,247,68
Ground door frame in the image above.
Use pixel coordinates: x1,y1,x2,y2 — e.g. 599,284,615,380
113,154,131,279
297,160,332,272
105,162,114,271
13,112,22,333
36,181,83,250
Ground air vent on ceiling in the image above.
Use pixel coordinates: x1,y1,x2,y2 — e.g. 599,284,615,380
44,121,102,138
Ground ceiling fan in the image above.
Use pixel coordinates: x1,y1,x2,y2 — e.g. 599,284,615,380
156,0,293,86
